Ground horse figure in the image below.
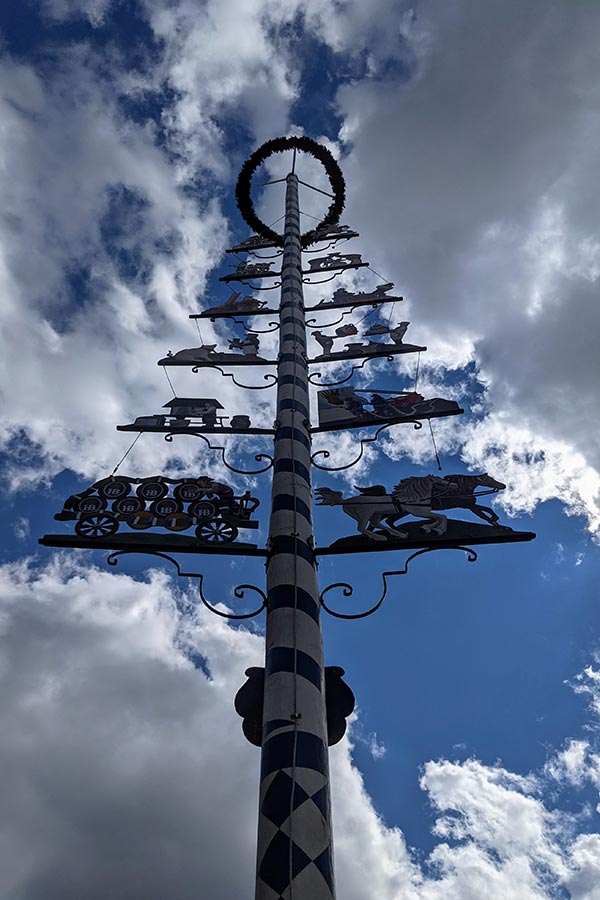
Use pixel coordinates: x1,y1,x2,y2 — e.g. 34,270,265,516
432,473,506,524
315,475,450,541
381,472,507,531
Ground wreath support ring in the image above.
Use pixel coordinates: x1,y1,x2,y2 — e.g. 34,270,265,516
235,136,346,248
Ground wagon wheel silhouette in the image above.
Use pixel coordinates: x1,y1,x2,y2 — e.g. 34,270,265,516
75,514,119,537
196,520,239,543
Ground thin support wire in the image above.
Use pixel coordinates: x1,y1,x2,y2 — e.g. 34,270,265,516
297,178,334,199
367,264,393,283
364,265,397,328
110,432,142,476
299,208,322,222
256,177,286,187
414,351,421,391
162,365,177,396
428,420,442,471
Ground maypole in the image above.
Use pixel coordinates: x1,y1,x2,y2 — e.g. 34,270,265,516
255,170,334,898
40,135,535,900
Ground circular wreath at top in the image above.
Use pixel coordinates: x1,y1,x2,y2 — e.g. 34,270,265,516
235,136,346,248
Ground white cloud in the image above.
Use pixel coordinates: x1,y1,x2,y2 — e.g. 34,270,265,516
5,0,599,541
0,50,279,489
13,517,30,540
334,0,600,535
0,558,600,898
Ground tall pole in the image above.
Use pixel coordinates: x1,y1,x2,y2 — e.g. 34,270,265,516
255,172,335,899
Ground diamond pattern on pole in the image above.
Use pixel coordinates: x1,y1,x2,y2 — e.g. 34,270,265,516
257,766,333,898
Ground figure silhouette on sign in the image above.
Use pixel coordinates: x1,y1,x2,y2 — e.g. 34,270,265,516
307,252,364,272
334,324,358,337
160,334,267,365
310,322,419,361
317,387,462,430
201,292,267,316
229,334,260,357
313,331,334,356
313,224,358,241
127,398,253,432
314,283,401,308
234,261,274,278
316,473,508,541
316,476,452,539
52,475,260,543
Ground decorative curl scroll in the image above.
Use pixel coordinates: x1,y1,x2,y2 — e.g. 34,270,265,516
232,279,282,291
311,423,395,471
308,354,393,388
319,547,478,620
198,576,267,620
106,550,266,620
219,317,280,334
302,271,342,286
164,432,274,475
305,309,354,329
244,250,283,260
302,239,341,254
193,364,277,390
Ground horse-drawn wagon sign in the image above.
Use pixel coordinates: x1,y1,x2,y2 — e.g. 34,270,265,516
315,387,463,431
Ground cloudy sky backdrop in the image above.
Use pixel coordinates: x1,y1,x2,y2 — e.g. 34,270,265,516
1,1,600,897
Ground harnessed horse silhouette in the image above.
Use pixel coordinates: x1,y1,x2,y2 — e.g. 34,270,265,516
315,473,506,540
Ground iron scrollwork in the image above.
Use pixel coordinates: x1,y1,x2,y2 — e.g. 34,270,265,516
305,309,355,330
164,431,274,476
308,354,394,388
310,422,396,472
232,279,282,291
106,550,267,620
198,576,267,620
319,547,478,620
302,271,342,286
196,364,278,390
222,317,280,335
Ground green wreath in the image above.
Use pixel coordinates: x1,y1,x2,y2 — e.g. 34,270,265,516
235,136,346,248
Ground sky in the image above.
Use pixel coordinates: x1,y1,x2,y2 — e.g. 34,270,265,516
1,1,600,897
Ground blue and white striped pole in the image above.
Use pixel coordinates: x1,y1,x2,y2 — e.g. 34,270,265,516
255,172,335,900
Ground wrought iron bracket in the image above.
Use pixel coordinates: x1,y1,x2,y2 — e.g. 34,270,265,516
302,238,347,254
311,422,396,471
305,308,355,330
210,316,280,334
106,550,267,620
308,354,393,388
229,279,282,291
198,577,267,620
196,364,278,390
302,271,342,286
164,432,274,475
319,546,478,619
245,250,283,260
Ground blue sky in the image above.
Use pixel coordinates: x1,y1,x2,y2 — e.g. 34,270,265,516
2,2,600,898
